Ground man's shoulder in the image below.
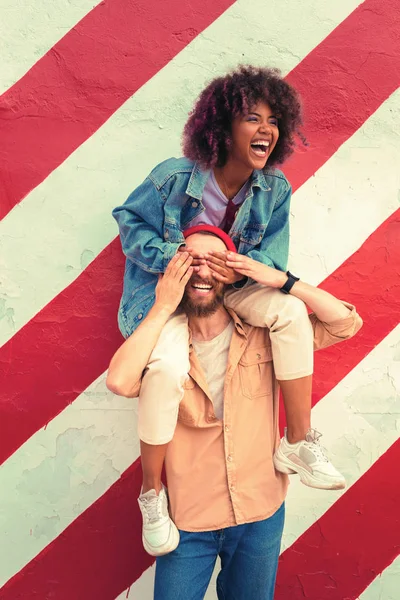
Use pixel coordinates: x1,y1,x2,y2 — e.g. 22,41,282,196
148,157,195,189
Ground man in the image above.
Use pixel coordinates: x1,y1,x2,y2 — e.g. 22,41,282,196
107,229,362,600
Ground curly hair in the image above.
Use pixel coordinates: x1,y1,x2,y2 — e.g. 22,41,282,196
182,65,305,169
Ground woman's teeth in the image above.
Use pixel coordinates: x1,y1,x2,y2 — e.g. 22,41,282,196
250,141,270,156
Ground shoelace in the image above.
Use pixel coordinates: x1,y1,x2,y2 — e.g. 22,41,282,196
304,428,329,462
141,496,161,523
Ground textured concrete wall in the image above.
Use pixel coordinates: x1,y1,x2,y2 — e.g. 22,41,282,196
0,0,399,598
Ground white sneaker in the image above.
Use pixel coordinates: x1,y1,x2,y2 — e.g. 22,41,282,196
273,428,346,490
138,485,180,556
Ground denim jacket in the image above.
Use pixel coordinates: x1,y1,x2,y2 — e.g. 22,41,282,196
112,157,291,338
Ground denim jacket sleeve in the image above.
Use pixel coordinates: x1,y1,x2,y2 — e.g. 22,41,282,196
112,177,181,274
247,181,291,271
233,181,291,289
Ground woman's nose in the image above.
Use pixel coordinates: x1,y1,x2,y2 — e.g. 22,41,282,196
259,121,272,134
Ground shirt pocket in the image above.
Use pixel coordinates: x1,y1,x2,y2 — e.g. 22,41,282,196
239,345,273,399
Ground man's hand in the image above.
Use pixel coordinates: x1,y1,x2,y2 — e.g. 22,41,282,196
224,252,287,288
155,252,193,314
205,251,245,285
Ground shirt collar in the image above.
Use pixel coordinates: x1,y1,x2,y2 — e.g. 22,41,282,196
188,308,247,352
186,163,271,200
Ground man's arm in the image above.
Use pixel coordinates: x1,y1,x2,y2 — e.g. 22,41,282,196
106,253,193,397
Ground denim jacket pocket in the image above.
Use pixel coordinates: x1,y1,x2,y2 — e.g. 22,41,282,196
239,223,267,246
164,217,185,244
239,345,273,399
119,284,156,337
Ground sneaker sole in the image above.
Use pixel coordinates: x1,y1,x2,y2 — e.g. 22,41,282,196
273,452,346,491
142,521,180,557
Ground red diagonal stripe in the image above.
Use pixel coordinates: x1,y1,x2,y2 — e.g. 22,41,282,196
0,0,235,220
0,239,125,464
283,0,400,191
0,459,152,600
1,0,400,221
1,0,400,465
1,207,398,466
1,3,399,596
278,207,400,434
2,426,399,599
312,209,400,407
275,440,400,599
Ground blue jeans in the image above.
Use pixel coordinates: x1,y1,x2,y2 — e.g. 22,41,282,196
154,503,285,600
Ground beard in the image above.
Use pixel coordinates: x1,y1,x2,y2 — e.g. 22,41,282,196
179,277,226,317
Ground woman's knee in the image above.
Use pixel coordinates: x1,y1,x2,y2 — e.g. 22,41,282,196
147,355,190,381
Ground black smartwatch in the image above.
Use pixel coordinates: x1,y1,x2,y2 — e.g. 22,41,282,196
280,271,300,294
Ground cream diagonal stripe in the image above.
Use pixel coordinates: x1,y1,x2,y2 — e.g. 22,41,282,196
1,325,398,588
0,0,102,95
288,89,400,286
0,0,363,96
0,376,138,587
1,83,398,345
0,0,367,347
359,556,400,600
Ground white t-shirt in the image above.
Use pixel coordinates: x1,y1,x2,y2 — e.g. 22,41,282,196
188,172,249,229
192,321,235,420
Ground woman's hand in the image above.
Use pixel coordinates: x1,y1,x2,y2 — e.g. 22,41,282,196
205,251,245,284
155,252,193,314
224,252,287,288
178,244,204,269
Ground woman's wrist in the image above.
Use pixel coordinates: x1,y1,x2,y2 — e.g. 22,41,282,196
274,270,289,289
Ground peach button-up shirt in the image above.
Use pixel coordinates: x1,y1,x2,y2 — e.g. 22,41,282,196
145,305,362,532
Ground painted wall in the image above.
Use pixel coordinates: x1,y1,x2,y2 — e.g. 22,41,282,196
0,0,399,598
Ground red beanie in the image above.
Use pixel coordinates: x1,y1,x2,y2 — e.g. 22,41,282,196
183,225,237,253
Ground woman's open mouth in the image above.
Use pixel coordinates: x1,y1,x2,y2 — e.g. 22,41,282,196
250,139,270,157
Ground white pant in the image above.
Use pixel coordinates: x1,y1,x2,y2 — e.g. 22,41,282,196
138,285,313,445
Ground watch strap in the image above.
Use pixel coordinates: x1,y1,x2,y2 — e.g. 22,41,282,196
280,271,300,294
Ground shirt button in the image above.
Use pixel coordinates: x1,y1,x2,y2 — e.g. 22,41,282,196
230,485,235,492
227,455,233,462
224,425,230,432
164,231,169,239
137,313,143,320
192,201,198,208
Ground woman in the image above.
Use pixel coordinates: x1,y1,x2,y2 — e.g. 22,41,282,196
111,65,344,557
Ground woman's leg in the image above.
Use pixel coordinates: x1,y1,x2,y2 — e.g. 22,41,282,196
135,312,190,555
225,284,314,442
278,375,312,443
138,311,190,482
225,284,345,489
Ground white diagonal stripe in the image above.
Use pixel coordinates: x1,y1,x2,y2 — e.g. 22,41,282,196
282,323,400,551
1,325,398,588
0,0,367,347
0,0,101,95
359,555,400,600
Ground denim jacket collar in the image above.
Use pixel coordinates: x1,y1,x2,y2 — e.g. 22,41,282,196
186,163,271,200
